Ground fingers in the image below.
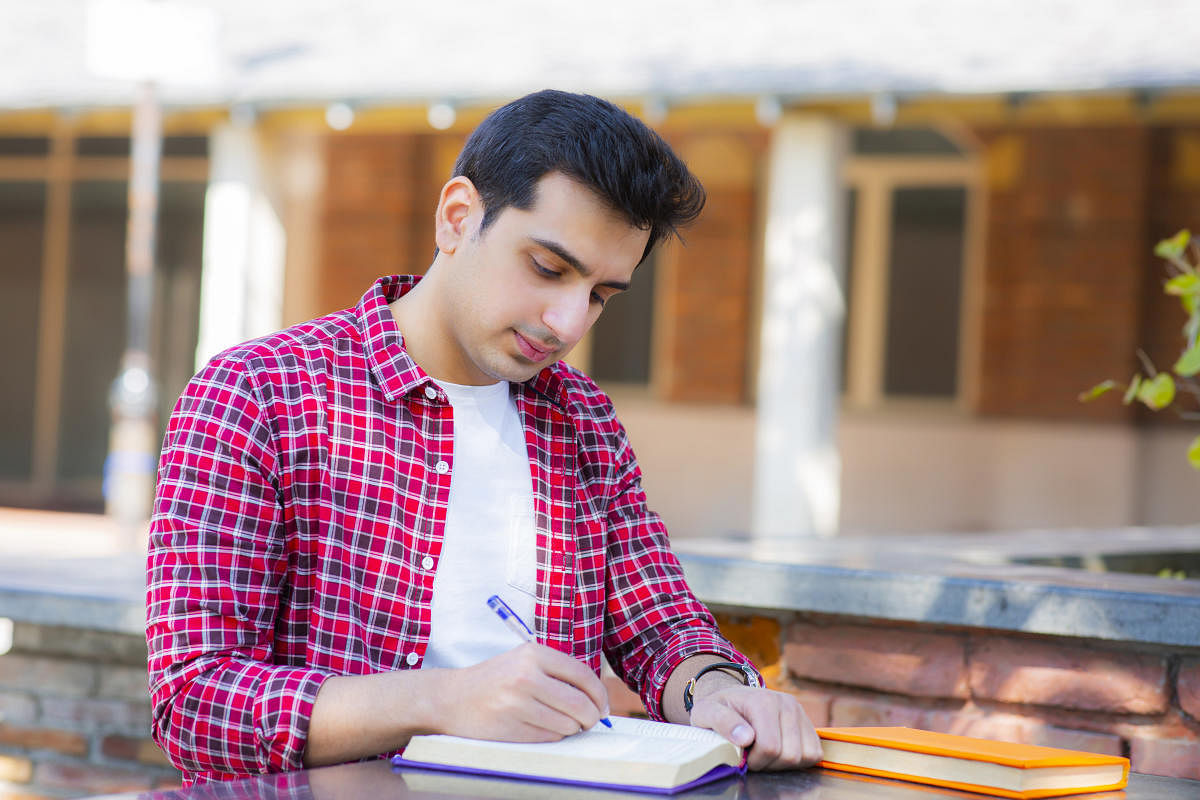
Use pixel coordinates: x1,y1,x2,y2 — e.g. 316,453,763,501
530,645,611,723
690,687,823,771
522,658,606,733
763,697,817,771
689,698,756,749
798,705,823,766
450,644,609,742
503,696,592,741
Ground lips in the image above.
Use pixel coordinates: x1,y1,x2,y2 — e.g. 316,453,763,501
514,331,553,362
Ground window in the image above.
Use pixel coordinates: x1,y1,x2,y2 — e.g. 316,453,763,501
586,251,657,385
0,182,46,480
0,132,207,510
841,127,979,408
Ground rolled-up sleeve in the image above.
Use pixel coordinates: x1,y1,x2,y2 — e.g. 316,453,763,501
146,356,332,780
598,422,759,720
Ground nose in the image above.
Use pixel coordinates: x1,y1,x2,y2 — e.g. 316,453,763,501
541,289,592,346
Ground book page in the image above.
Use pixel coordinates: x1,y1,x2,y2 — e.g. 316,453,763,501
413,717,734,766
402,717,742,790
605,716,734,746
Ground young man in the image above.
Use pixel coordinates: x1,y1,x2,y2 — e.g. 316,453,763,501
147,90,821,784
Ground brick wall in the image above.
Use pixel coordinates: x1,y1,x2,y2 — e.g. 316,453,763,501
312,121,1200,418
0,623,180,799
315,126,764,406
6,616,1193,793
317,132,462,315
654,130,765,404
691,611,1200,781
1141,126,1200,425
974,126,1152,420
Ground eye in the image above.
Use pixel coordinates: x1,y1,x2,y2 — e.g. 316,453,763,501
591,291,607,308
531,258,559,278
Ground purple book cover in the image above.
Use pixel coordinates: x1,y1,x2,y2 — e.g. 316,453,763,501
390,755,745,795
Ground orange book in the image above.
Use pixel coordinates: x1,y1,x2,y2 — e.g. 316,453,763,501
816,727,1129,799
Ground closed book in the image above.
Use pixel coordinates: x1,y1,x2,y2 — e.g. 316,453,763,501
392,716,744,795
817,727,1129,799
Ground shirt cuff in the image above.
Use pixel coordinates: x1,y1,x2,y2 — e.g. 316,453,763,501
640,625,761,721
252,667,334,773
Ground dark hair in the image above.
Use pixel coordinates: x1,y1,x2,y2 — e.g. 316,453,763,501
453,89,705,262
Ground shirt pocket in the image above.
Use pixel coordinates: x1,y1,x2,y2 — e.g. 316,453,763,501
505,494,538,598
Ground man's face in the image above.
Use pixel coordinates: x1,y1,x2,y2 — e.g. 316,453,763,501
437,172,650,384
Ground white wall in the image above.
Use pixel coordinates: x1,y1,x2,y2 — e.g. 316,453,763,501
609,391,757,540
610,393,1197,539
1136,427,1200,526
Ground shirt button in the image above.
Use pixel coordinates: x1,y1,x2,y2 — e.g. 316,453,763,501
424,385,438,400
406,652,419,666
421,555,434,570
435,460,449,474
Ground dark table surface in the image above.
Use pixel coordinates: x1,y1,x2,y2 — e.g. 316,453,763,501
88,760,1199,800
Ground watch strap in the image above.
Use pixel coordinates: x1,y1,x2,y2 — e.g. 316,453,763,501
682,661,760,713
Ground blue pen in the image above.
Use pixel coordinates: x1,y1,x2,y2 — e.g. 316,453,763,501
487,594,612,728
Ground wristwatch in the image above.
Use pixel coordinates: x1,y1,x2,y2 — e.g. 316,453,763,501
682,661,761,712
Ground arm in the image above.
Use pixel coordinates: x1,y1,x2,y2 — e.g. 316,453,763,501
147,357,331,777
303,643,610,766
598,421,757,718
596,419,820,770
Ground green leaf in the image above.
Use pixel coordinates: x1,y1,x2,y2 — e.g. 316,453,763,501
1185,294,1199,315
1189,435,1200,470
1078,380,1118,402
1137,373,1175,410
1165,273,1200,296
1155,229,1192,259
1122,374,1141,405
1174,342,1200,377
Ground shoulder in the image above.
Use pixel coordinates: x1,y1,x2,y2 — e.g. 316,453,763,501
534,363,642,481
195,309,360,390
540,361,621,432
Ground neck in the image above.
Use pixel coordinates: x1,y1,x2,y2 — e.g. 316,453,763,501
389,263,486,385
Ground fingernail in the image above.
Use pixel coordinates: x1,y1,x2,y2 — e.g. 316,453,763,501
732,724,754,746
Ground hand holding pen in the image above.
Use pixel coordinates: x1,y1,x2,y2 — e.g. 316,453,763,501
487,594,612,729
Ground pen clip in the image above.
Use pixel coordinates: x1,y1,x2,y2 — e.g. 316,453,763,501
487,594,535,639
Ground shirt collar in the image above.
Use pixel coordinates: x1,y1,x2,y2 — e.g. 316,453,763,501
357,275,571,410
527,364,570,410
358,275,431,402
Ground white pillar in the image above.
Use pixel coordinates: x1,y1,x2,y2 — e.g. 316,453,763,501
196,124,285,368
752,116,847,539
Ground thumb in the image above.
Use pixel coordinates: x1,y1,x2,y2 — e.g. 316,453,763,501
689,695,756,748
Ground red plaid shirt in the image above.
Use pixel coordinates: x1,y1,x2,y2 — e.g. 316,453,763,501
146,276,754,784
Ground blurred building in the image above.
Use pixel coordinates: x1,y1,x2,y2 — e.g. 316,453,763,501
1,1,1197,536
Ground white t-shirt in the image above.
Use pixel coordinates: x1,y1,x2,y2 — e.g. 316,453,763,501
421,378,538,670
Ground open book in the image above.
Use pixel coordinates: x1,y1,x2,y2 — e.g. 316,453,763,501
391,717,744,794
817,727,1129,799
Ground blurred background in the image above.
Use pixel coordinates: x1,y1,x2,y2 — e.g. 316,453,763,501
2,0,1198,543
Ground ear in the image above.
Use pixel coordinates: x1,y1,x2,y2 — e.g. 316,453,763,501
434,176,480,255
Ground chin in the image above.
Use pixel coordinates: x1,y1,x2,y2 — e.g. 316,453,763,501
478,358,541,384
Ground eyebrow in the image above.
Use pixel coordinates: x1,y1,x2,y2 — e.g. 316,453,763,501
530,237,631,292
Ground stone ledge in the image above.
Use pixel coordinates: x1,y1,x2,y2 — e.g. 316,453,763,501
0,554,144,636
676,529,1200,649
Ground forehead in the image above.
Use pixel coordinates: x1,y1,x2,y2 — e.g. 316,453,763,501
495,173,650,272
